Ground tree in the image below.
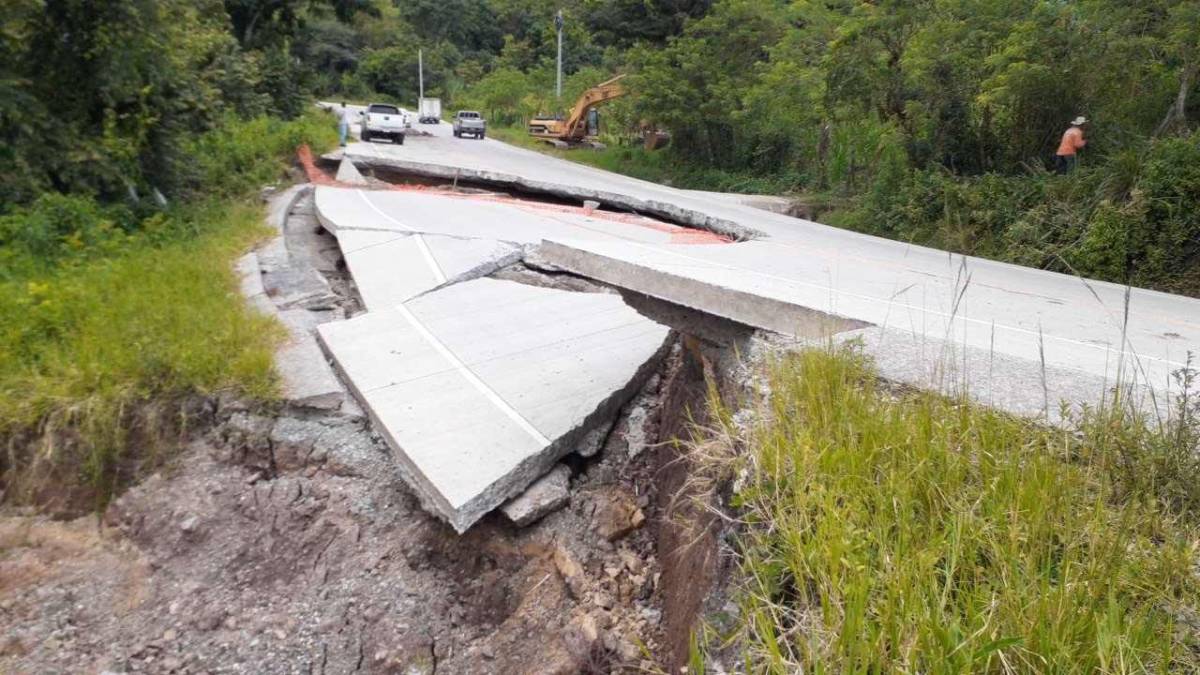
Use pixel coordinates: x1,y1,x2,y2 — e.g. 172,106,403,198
358,41,462,102
398,0,502,57
581,0,712,47
223,0,307,48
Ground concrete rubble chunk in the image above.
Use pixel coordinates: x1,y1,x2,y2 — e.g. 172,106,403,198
276,309,345,410
592,487,645,542
574,421,612,459
317,277,670,532
335,159,369,186
259,236,339,310
236,252,265,299
501,464,571,526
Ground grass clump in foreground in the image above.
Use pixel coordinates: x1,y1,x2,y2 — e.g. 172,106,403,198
0,111,336,511
704,349,1200,672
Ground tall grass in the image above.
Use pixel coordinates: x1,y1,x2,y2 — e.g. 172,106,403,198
0,110,335,510
703,348,1200,672
487,126,803,195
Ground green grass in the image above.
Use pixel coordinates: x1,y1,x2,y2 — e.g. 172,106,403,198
699,348,1200,673
487,126,803,195
0,110,336,510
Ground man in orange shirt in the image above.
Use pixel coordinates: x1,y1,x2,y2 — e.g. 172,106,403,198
1054,116,1088,173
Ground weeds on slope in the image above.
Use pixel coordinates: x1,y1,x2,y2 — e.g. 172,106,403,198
0,111,335,511
486,127,803,195
697,348,1200,673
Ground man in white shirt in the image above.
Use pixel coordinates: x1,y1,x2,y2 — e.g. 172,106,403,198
337,102,353,147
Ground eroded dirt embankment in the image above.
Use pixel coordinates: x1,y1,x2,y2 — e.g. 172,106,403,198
0,344,750,674
1,370,669,673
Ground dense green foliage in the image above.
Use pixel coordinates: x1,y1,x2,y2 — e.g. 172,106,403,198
0,111,335,510
700,348,1200,672
10,1,1193,291
3,1,343,509
2,0,322,207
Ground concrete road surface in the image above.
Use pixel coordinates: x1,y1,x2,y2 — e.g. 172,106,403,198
310,104,1200,530
328,123,1199,412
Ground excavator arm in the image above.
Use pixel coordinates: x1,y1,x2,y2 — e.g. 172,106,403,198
560,75,626,140
529,74,627,143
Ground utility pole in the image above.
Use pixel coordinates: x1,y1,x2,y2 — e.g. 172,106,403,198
418,48,424,103
555,10,564,101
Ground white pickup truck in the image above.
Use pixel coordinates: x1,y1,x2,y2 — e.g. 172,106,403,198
360,103,408,144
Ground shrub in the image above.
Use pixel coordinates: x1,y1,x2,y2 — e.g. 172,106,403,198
845,131,1200,296
182,108,337,198
0,194,136,276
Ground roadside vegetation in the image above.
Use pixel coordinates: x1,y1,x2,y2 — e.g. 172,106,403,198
1,1,337,509
0,112,334,511
489,126,800,195
689,348,1200,671
260,0,1200,297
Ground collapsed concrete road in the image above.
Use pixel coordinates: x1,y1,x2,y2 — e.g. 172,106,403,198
317,277,669,532
338,130,1200,422
304,126,1200,532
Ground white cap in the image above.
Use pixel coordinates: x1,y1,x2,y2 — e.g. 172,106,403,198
1071,116,1087,125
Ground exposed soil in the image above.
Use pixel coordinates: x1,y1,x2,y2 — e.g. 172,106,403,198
0,340,755,674
0,368,675,674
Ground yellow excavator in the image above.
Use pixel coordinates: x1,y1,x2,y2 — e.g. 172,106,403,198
528,75,627,148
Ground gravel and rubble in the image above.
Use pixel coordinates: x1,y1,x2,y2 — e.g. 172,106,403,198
0,373,675,674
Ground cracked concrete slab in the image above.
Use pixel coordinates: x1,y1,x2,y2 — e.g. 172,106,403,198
236,251,266,301
239,190,349,411
338,229,523,310
275,309,346,411
258,234,339,310
425,235,524,283
342,149,758,241
536,236,1198,413
237,258,346,410
316,277,670,532
335,158,369,186
538,238,869,338
266,184,309,234
313,186,711,247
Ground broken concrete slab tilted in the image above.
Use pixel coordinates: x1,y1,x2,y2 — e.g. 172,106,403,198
334,150,763,242
334,157,370,186
336,228,523,310
335,138,1200,422
317,277,671,532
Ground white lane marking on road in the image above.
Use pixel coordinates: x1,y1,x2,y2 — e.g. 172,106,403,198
394,302,550,446
356,189,446,284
